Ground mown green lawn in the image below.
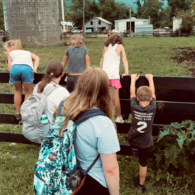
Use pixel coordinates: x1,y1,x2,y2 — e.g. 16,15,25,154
0,37,195,195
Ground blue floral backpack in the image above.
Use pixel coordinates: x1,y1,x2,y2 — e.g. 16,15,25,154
34,104,105,195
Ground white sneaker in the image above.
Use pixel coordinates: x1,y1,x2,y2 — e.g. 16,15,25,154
115,116,124,123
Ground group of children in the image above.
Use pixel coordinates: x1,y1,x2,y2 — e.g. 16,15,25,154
3,34,156,194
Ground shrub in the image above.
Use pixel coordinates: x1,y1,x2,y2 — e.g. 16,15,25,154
147,120,195,186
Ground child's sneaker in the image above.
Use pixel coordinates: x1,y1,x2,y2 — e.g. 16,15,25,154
137,184,146,193
115,116,124,123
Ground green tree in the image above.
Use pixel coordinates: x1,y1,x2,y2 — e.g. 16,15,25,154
177,10,194,34
0,2,4,30
167,0,193,17
159,7,172,27
141,0,164,28
66,0,100,28
136,0,142,18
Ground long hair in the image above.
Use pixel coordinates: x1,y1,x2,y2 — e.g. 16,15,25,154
38,61,63,93
59,67,113,136
4,40,22,50
105,34,124,47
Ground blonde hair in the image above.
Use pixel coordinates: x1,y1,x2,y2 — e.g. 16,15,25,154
137,86,152,101
59,67,114,136
69,34,84,46
4,40,22,51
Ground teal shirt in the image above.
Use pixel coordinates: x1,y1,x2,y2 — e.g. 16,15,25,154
74,115,120,188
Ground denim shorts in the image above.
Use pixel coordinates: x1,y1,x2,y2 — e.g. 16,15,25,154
10,65,34,84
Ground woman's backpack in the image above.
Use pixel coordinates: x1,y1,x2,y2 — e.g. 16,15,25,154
34,109,105,195
20,85,60,144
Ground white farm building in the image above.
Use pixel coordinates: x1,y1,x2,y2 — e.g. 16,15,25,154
114,17,153,35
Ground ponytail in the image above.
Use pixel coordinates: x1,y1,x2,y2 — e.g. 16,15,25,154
38,73,54,93
3,39,22,51
37,61,63,93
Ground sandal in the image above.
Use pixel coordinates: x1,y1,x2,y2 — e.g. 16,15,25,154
15,114,22,121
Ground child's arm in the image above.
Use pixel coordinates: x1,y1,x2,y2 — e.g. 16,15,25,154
7,53,12,71
145,74,156,99
85,54,91,68
100,47,106,69
121,45,128,76
61,55,68,69
31,53,40,73
130,74,140,99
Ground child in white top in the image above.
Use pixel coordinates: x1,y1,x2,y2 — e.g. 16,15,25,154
100,34,129,123
4,40,40,120
33,61,70,125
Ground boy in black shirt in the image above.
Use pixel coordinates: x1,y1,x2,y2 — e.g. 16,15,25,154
128,74,156,193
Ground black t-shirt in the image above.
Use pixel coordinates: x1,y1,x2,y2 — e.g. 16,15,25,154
128,97,156,149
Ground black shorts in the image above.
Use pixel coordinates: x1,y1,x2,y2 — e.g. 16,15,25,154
66,75,80,93
131,147,151,167
76,174,110,195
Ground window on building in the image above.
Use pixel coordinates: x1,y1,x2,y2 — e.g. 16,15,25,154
91,21,93,25
99,20,101,25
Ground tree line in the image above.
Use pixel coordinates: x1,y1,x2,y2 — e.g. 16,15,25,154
0,0,195,33
65,0,195,33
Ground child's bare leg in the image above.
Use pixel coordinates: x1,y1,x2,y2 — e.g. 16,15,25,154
23,83,33,101
14,81,23,114
139,165,147,185
112,87,122,117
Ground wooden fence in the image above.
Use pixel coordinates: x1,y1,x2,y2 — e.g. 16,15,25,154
0,73,195,156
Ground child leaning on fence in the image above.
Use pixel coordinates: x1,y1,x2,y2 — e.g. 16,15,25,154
100,34,128,123
61,34,91,93
127,74,156,194
33,61,70,127
4,40,40,121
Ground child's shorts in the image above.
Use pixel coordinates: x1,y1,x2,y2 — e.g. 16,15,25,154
132,147,151,167
10,65,34,84
109,79,122,89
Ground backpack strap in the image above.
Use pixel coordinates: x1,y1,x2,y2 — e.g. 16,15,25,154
57,100,65,116
85,154,100,175
74,109,106,126
42,84,60,97
74,109,106,175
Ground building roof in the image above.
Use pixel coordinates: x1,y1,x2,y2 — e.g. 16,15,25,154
115,18,148,22
85,17,112,25
95,17,112,25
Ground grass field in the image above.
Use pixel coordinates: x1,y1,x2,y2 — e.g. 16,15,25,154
0,37,195,195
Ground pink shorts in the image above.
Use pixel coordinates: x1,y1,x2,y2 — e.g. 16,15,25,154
109,79,122,89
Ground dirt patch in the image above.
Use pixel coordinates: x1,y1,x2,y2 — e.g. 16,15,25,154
171,47,195,76
173,47,194,50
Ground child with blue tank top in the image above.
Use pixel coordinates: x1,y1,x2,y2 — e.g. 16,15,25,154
61,34,91,93
4,40,40,120
100,34,129,123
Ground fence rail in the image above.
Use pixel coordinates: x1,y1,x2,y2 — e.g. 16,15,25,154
0,73,195,157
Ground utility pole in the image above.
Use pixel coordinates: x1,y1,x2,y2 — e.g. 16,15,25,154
83,0,85,36
61,0,65,32
129,1,131,36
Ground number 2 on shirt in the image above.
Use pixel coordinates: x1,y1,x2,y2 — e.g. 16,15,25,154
137,121,147,133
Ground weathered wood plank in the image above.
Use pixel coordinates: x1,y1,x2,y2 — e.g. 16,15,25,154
0,72,66,85
0,94,24,104
0,132,133,156
120,76,195,102
0,132,38,145
120,99,195,123
0,113,21,125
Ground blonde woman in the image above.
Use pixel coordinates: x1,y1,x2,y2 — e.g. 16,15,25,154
4,40,40,120
61,34,91,93
60,68,120,195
